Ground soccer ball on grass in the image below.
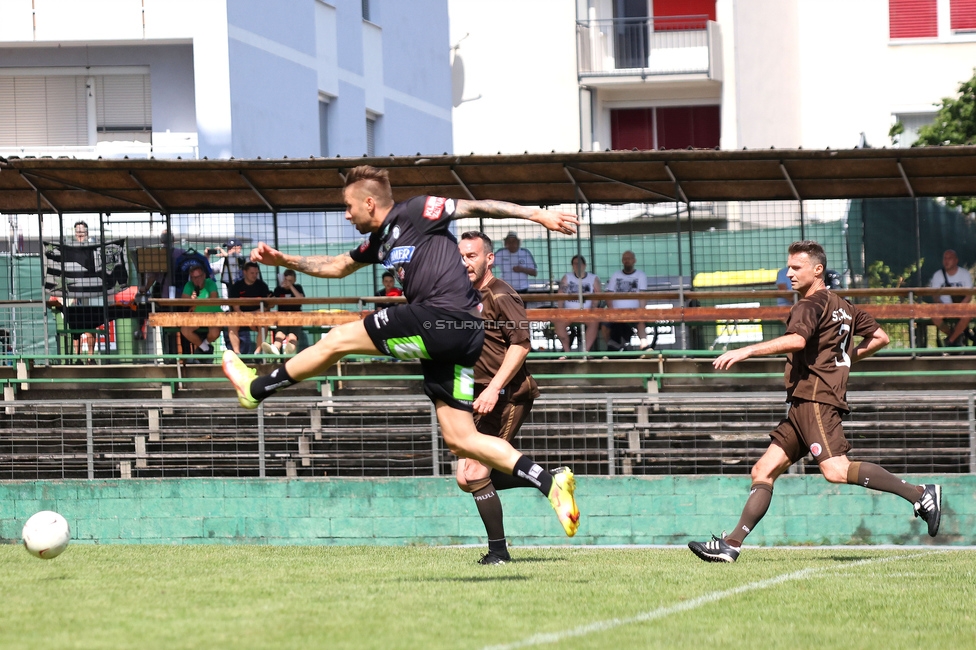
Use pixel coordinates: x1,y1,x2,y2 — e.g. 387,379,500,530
22,511,71,559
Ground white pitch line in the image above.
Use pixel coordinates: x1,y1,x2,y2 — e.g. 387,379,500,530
482,551,941,650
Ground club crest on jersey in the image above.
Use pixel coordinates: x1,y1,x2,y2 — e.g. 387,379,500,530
810,442,823,457
392,226,400,239
423,196,447,220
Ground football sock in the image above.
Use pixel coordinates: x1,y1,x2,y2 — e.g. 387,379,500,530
197,340,211,352
250,365,296,401
725,481,773,547
847,461,924,503
472,484,506,542
489,468,535,490
488,538,508,557
513,455,554,496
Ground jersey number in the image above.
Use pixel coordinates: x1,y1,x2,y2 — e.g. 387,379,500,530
834,323,851,368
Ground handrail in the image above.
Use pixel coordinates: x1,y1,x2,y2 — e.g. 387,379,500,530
147,302,976,327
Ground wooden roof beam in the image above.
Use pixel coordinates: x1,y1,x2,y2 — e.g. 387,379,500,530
239,171,276,212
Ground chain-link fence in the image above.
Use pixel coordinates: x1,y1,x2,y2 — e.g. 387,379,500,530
1,391,971,480
2,195,974,358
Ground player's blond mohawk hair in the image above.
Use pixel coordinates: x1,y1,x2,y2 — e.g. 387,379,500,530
345,165,393,205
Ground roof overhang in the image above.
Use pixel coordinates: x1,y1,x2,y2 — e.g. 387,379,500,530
0,146,973,214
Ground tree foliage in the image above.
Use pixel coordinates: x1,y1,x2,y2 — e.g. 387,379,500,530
911,69,976,215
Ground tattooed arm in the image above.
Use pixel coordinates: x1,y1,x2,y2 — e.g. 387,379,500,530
454,199,578,235
250,242,368,279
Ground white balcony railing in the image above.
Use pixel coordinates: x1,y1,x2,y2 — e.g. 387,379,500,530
0,133,200,161
577,15,719,78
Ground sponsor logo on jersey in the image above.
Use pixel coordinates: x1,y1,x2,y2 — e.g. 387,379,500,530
810,442,823,457
357,237,370,253
385,246,415,265
423,196,447,220
831,307,852,322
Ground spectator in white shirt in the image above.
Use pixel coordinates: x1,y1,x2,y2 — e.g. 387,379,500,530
601,251,649,351
553,255,601,354
929,249,973,346
493,231,537,292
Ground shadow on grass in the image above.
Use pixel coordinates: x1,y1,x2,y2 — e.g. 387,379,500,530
416,575,531,583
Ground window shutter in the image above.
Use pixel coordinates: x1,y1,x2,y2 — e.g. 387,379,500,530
366,117,375,157
0,75,87,147
951,0,976,31
95,74,151,132
889,0,938,38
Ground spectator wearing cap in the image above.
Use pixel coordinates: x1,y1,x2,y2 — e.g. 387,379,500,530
493,231,537,292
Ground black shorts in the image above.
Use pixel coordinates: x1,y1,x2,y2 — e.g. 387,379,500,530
363,303,484,411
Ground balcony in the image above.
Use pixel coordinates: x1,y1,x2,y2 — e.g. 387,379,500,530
0,132,200,161
576,16,722,85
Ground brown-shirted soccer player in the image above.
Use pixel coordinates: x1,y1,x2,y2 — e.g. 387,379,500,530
222,166,580,538
689,240,942,563
457,231,544,565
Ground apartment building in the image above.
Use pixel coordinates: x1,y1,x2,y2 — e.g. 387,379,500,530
450,0,976,154
0,0,453,161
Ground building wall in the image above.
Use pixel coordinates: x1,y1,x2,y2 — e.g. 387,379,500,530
0,0,453,160
448,0,580,155
0,476,968,546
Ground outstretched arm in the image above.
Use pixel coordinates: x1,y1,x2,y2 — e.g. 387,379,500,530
713,333,806,370
250,242,367,279
454,200,578,235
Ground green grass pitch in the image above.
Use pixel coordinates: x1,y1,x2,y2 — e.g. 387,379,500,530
1,545,973,649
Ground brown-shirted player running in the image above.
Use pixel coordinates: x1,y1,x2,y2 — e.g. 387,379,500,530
688,240,942,563
457,231,551,565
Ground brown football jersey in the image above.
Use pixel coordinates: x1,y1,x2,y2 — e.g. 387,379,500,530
784,289,879,411
475,276,540,401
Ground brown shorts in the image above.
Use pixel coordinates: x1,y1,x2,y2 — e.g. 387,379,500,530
473,388,534,443
770,399,852,465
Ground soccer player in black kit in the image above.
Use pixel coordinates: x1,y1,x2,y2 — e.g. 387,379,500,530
222,165,580,537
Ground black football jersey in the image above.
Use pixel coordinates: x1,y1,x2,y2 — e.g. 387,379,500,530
349,195,480,312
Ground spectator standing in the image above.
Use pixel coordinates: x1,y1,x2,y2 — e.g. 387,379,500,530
601,251,648,351
929,249,973,346
552,255,601,354
493,231,537,292
227,261,271,354
180,264,222,358
72,221,94,245
211,237,245,309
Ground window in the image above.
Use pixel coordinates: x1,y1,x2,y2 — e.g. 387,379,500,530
893,112,937,147
366,116,375,156
610,106,720,151
319,99,330,157
94,74,152,142
951,0,976,31
362,0,370,21
0,75,88,146
0,71,151,148
889,0,938,38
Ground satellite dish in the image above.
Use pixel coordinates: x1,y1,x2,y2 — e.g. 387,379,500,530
451,53,465,108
